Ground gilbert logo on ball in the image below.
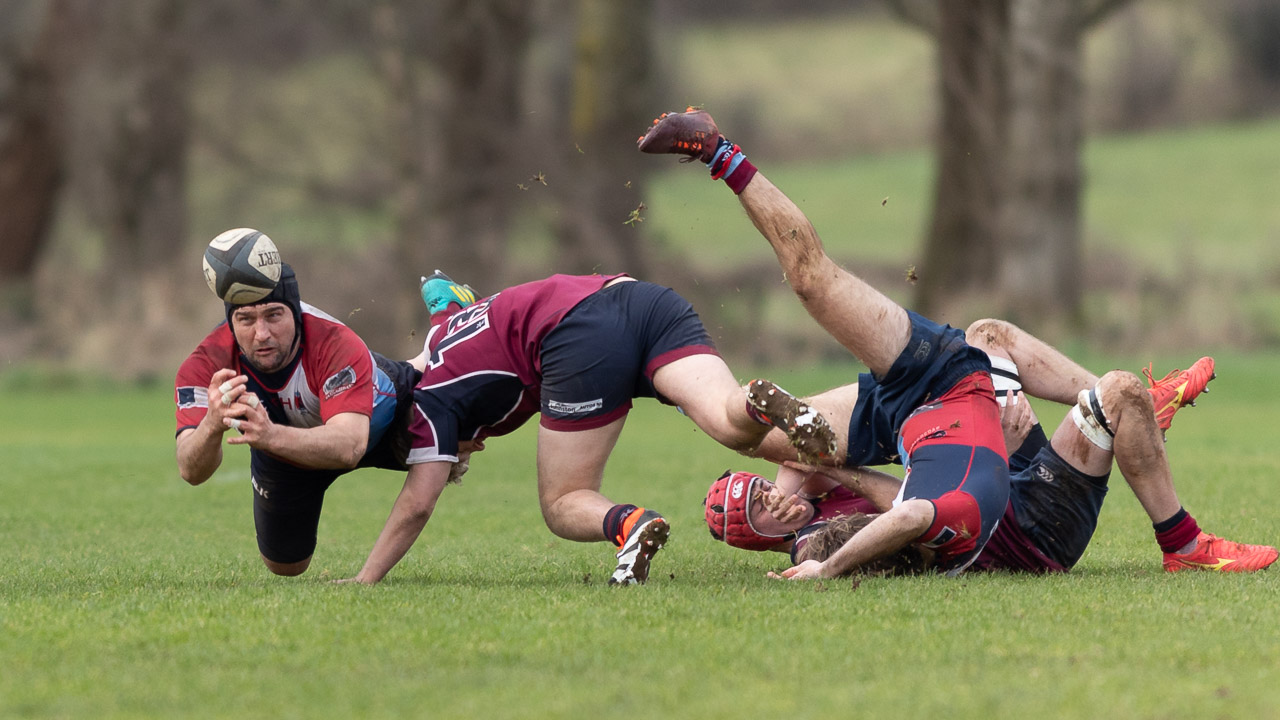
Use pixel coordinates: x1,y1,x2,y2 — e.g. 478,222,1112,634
202,228,283,304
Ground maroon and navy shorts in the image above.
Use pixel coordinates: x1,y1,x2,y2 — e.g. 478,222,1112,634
538,280,717,431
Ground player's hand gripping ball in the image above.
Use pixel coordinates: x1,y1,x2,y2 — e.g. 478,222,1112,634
202,228,283,304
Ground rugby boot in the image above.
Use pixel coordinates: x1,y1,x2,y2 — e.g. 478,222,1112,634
420,269,478,315
637,107,721,163
1144,356,1215,432
1162,531,1278,573
609,509,669,586
746,379,838,464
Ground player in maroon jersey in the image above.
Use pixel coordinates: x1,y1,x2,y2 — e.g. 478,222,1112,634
174,263,471,577
342,273,829,586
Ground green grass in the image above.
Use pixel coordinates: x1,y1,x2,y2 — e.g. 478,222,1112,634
4,355,1280,719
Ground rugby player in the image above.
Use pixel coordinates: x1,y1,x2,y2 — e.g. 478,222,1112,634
174,263,470,576
342,273,830,585
705,319,1277,575
640,108,1010,577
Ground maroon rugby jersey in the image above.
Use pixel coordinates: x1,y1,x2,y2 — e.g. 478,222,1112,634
407,273,625,464
812,485,879,522
970,503,1067,573
796,489,1064,573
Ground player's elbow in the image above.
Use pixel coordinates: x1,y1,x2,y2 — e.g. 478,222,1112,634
336,439,366,470
897,499,937,537
175,457,213,486
337,456,362,471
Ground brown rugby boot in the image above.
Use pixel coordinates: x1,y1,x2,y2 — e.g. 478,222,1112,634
746,379,838,464
636,107,721,163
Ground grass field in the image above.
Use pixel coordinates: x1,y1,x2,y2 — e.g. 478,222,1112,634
3,353,1280,719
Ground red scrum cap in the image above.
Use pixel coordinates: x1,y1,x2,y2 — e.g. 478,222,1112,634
704,470,796,551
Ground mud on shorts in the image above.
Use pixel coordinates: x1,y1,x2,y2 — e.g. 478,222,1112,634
1006,444,1110,570
538,280,717,431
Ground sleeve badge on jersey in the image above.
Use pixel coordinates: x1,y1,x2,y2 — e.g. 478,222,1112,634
323,366,358,399
176,386,208,409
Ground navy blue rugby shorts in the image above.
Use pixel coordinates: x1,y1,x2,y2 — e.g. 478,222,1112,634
538,280,717,431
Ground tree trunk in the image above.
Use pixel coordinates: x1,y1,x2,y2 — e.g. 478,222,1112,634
544,0,657,278
48,0,193,377
915,0,1010,326
92,0,191,276
378,0,531,353
0,0,75,283
998,0,1084,329
916,0,1110,333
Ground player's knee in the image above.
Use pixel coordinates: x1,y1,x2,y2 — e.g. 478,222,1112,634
964,318,1011,351
262,554,312,577
1097,370,1147,408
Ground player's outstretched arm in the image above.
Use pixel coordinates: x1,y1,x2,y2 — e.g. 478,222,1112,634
768,499,933,580
342,461,451,585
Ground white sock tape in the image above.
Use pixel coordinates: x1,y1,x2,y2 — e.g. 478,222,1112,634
1070,388,1113,451
989,355,1022,407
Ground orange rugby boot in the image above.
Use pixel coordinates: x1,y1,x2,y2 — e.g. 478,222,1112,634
1144,356,1215,432
1163,531,1278,573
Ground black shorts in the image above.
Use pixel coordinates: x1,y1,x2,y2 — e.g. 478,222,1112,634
844,310,993,468
249,451,342,564
249,358,420,564
362,354,421,472
538,280,717,430
1008,445,1110,569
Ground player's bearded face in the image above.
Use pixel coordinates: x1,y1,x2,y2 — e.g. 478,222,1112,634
232,303,298,373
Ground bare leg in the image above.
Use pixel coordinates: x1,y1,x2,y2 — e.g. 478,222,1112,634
965,318,1098,405
1049,370,1181,522
670,368,860,466
650,355,774,454
736,174,911,377
536,418,628,541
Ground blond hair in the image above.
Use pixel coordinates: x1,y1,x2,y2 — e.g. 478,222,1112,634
795,513,929,577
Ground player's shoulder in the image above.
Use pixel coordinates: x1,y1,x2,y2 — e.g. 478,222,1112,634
300,304,367,347
177,323,235,379
298,304,376,378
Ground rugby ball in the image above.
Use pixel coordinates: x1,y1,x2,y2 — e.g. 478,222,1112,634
202,228,282,304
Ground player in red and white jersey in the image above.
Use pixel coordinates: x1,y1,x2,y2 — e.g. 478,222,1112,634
174,263,422,577
342,273,828,586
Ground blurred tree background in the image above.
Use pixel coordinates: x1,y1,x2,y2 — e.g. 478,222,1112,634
2,0,1279,381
